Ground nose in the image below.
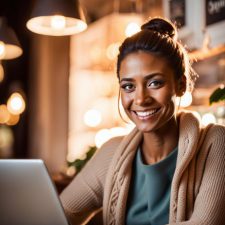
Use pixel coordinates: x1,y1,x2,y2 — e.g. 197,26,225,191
134,87,152,106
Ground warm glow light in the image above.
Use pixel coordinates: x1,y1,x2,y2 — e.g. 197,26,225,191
95,127,131,148
125,22,141,37
0,126,14,157
201,113,216,126
66,166,76,177
95,129,112,148
180,92,192,107
84,109,102,127
216,106,225,118
110,127,129,137
0,41,6,59
50,15,66,30
0,64,4,82
192,111,201,121
7,92,26,115
106,42,120,60
6,113,20,126
26,16,87,36
125,122,136,131
0,44,22,60
0,104,10,124
176,91,192,108
67,151,87,163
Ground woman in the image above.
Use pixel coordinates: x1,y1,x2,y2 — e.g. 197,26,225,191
60,17,225,225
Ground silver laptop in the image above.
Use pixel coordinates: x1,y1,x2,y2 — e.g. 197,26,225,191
0,159,70,225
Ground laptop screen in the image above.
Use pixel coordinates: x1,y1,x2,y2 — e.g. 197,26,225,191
0,159,70,225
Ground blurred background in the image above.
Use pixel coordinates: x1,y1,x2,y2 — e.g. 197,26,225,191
0,0,225,175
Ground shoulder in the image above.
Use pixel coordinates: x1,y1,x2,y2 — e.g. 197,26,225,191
202,124,225,158
100,136,124,152
205,123,225,143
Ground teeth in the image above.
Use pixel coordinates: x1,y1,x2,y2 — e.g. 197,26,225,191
136,109,158,117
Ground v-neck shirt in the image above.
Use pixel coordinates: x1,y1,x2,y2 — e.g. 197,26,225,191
126,147,178,225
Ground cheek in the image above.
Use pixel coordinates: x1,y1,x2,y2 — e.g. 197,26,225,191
121,92,132,109
152,87,176,104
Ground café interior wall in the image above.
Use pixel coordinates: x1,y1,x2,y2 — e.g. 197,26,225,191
28,35,69,173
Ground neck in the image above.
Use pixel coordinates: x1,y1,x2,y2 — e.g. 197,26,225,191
141,116,179,164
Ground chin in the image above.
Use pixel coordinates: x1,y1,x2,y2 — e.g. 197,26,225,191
135,124,157,133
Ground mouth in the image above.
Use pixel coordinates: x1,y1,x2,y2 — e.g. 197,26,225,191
132,108,161,120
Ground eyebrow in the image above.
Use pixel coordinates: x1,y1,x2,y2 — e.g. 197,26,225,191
119,73,163,83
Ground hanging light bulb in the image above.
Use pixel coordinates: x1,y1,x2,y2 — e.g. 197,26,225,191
26,0,87,36
50,15,66,30
0,17,23,60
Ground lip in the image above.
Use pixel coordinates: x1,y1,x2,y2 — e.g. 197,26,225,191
131,107,161,120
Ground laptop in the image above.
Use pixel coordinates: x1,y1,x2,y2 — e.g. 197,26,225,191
0,159,70,225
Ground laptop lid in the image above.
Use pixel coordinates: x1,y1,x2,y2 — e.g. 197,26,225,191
0,159,70,225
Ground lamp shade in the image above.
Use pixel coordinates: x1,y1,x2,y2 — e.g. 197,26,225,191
26,0,87,36
0,17,23,60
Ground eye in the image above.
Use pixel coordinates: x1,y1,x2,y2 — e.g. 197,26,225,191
120,83,135,92
147,80,164,88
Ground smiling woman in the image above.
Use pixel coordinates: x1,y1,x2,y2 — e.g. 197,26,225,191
60,17,225,225
119,52,178,134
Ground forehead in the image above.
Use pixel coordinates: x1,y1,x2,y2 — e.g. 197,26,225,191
119,51,173,78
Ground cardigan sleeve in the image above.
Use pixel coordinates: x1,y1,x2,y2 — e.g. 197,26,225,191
168,125,225,225
59,136,123,225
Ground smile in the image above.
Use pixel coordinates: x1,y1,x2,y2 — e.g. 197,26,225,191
133,108,161,120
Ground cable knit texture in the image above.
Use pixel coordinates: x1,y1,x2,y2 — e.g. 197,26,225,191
60,111,225,225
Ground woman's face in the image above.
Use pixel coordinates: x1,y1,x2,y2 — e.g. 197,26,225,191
119,51,180,133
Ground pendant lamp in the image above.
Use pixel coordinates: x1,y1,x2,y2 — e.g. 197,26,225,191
0,17,23,60
26,0,87,36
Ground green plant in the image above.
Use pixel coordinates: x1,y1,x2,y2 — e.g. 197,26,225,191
67,146,97,174
209,86,225,105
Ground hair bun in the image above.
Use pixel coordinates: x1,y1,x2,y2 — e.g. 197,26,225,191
141,17,177,39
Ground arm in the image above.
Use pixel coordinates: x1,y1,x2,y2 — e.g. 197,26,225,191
168,126,225,225
60,136,123,225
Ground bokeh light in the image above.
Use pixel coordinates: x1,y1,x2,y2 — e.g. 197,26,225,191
0,105,10,124
95,129,112,148
7,92,26,115
106,42,120,60
84,109,102,127
176,91,193,108
125,22,141,37
201,113,216,126
0,41,6,59
0,64,4,82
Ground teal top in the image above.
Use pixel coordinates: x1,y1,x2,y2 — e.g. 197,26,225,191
126,147,178,225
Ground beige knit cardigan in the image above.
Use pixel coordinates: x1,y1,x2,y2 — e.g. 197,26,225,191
60,111,225,225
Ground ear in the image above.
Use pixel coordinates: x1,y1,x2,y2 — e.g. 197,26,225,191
176,75,186,97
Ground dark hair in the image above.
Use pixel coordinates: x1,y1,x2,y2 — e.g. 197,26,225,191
117,17,197,92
